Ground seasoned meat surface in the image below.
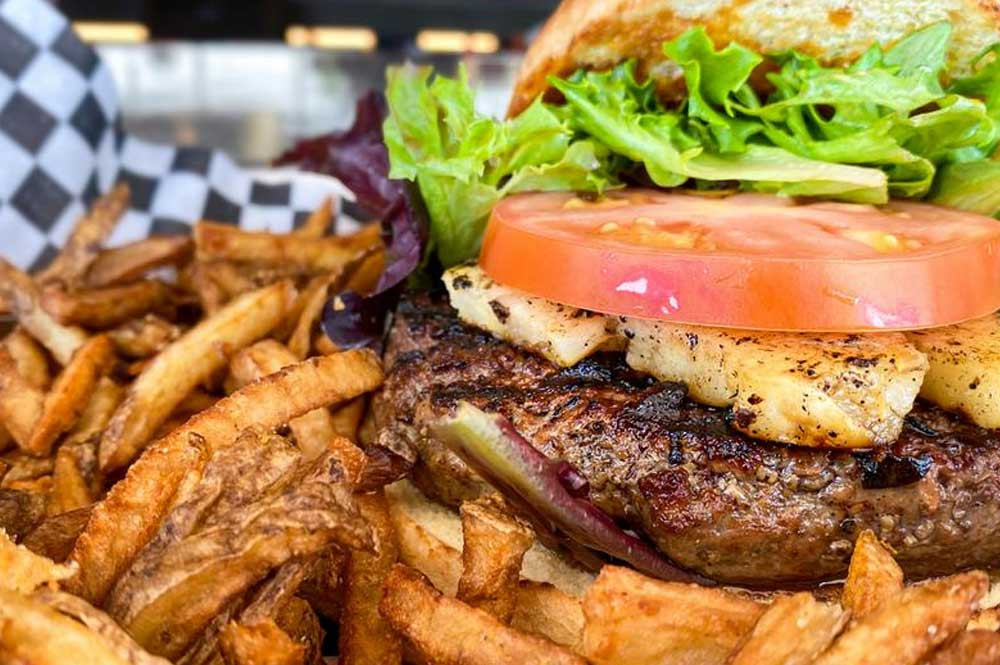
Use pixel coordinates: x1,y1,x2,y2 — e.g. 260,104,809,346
372,294,1000,586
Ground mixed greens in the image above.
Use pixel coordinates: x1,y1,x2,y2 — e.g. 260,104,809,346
385,22,1000,268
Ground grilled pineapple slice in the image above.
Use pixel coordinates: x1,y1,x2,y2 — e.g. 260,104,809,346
444,265,621,367
621,319,928,447
907,313,1000,429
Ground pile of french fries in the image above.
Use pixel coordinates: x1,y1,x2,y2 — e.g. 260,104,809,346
1,183,998,665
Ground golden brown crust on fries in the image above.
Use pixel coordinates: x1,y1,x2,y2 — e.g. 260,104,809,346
508,0,1000,117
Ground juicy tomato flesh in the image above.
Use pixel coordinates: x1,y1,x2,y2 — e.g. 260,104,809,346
478,189,1000,331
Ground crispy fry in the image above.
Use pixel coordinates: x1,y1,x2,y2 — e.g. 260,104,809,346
969,607,1000,631
108,314,182,359
293,196,336,239
41,280,174,329
340,489,402,665
0,487,46,539
27,335,114,457
814,571,989,665
458,496,535,622
314,332,338,356
220,619,306,665
0,589,142,665
195,221,378,274
21,506,92,562
65,376,125,446
842,529,905,620
727,592,847,665
36,183,130,286
512,581,585,653
330,397,367,444
0,452,54,488
107,451,371,660
0,528,74,592
582,565,764,665
297,549,348,621
345,246,385,294
99,281,296,472
0,258,88,364
386,488,463,596
49,443,97,516
288,272,339,359
275,597,324,665
86,235,193,288
67,349,383,604
380,564,587,665
229,340,363,470
4,326,51,389
0,346,44,449
926,629,1000,665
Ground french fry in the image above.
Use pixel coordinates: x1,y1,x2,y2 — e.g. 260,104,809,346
107,314,182,359
195,221,378,274
288,272,340,359
26,334,114,457
925,629,1000,665
275,597,324,665
293,196,335,239
0,451,54,487
842,529,905,620
229,339,364,471
41,280,174,329
36,183,129,287
219,619,306,665
99,281,296,473
33,588,172,665
0,346,44,449
339,489,402,665
330,397,367,444
581,565,764,665
814,571,989,665
64,376,126,447
458,496,535,622
48,443,97,516
21,505,92,562
297,549,348,620
107,450,371,660
85,235,193,288
0,589,143,665
4,326,51,389
727,592,847,665
969,607,1000,631
0,258,88,365
0,528,74,592
512,581,585,653
67,349,383,604
0,487,46,540
380,564,587,665
386,486,463,596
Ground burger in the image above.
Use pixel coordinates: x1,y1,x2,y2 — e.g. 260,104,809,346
292,0,1000,589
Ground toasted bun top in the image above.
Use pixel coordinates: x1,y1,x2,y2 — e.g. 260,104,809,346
508,0,1000,117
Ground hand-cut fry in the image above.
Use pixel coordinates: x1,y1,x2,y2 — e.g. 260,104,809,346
195,221,378,274
64,376,125,446
108,451,371,660
275,597,324,665
512,581,585,653
842,529,905,620
41,280,174,329
49,442,98,516
36,183,129,286
0,528,74,592
0,487,46,539
297,549,347,621
33,589,171,665
386,486,463,596
229,340,364,471
288,272,340,359
582,565,764,665
339,489,402,665
293,196,336,239
728,592,847,665
814,571,989,665
4,326,51,389
108,314,182,358
0,589,144,665
219,619,306,665
0,259,88,365
86,235,193,288
0,347,44,449
99,281,296,472
925,629,1000,665
67,349,383,604
345,246,385,294
458,496,535,622
21,505,92,562
27,334,114,457
380,564,587,665
969,607,1000,631
330,397,367,444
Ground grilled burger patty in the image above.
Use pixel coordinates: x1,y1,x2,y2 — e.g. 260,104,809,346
373,295,1000,586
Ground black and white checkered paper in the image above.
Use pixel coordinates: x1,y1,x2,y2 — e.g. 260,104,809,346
0,0,352,270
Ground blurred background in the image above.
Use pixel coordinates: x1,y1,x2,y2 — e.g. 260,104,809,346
52,0,560,164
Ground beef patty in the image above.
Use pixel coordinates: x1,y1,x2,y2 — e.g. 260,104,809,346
372,295,1000,586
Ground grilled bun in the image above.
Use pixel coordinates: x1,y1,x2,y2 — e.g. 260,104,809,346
508,0,1000,117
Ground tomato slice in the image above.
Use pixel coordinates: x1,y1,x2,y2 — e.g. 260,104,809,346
479,190,1000,331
